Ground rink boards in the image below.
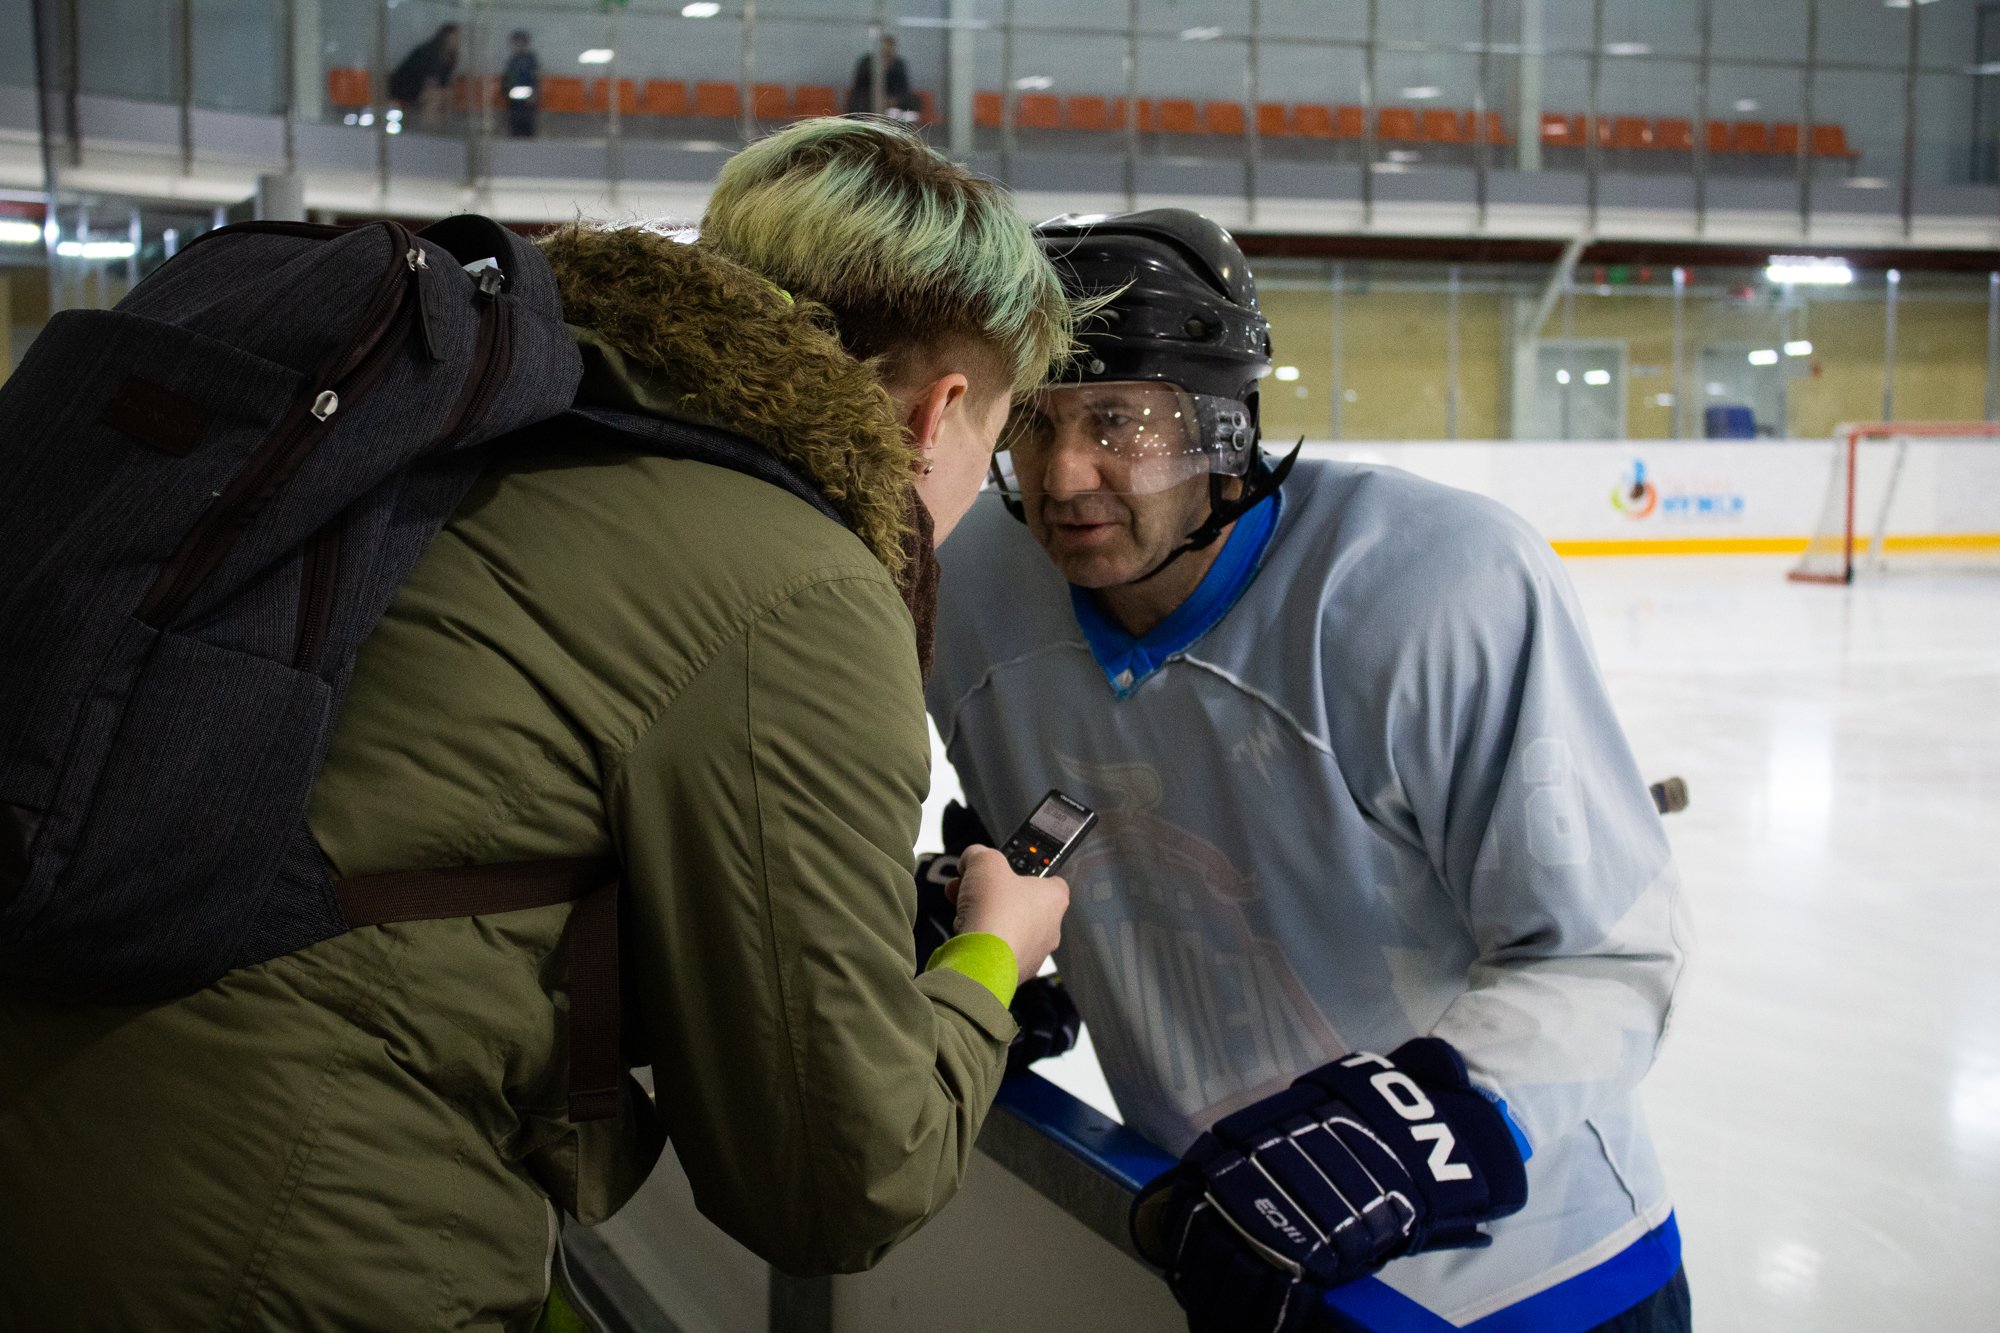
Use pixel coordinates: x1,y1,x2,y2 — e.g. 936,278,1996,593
1302,438,2000,558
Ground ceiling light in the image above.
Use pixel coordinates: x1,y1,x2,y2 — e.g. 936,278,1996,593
1274,365,1301,382
1767,256,1854,285
1604,42,1651,56
1653,393,1675,407
1584,368,1612,386
1784,340,1814,357
1013,75,1053,91
1555,369,1572,385
509,85,533,100
0,219,41,245
1883,0,1942,8
1748,348,1780,366
1400,86,1443,100
1734,98,1759,113
1386,149,1422,164
1180,26,1223,41
56,239,137,259
681,2,720,15
579,49,614,64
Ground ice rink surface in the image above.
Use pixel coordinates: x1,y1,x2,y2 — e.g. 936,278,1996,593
930,555,2000,1331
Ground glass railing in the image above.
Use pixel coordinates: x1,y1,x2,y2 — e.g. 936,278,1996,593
13,0,2000,222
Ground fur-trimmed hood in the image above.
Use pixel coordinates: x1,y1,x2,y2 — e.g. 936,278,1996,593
539,224,917,583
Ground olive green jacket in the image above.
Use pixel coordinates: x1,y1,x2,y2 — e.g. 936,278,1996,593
0,230,1015,1331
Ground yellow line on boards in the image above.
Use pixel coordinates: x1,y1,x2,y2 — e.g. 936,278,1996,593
1551,534,2000,557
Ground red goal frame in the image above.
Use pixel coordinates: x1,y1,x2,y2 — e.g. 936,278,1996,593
1787,421,2000,585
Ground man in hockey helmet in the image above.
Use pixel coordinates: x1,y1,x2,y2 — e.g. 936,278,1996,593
993,209,1298,627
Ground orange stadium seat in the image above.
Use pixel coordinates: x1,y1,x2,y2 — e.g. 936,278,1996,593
1420,109,1470,144
751,84,789,119
327,67,371,108
1811,124,1859,159
452,74,499,112
1472,110,1511,144
1067,95,1115,131
1378,107,1420,142
540,77,589,115
1771,123,1800,155
1706,120,1731,153
1016,92,1062,129
1728,121,1771,154
642,80,688,116
1157,99,1199,134
587,79,637,116
1653,117,1693,151
693,81,740,118
793,85,838,118
974,90,1003,127
1203,101,1245,135
1256,103,1290,137
1605,116,1650,149
1540,112,1582,147
918,89,938,124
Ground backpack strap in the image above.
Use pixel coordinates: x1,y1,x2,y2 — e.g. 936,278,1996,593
336,857,624,1122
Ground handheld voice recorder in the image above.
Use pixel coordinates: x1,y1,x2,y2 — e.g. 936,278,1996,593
999,790,1098,877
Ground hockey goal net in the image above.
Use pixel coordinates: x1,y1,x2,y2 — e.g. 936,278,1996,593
1788,422,2000,584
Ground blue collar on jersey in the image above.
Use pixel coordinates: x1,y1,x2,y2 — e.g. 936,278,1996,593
1070,489,1282,698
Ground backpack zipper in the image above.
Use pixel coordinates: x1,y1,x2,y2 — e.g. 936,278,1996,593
136,221,418,630
431,280,512,452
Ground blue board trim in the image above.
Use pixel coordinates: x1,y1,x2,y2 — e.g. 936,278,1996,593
994,1071,1176,1195
1320,1214,1682,1332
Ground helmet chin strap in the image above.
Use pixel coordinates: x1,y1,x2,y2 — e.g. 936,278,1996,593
1128,438,1302,585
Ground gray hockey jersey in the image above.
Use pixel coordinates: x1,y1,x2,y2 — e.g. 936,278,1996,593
927,461,1691,1331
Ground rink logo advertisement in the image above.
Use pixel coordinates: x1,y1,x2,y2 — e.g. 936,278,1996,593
1610,459,1659,518
1612,457,1746,523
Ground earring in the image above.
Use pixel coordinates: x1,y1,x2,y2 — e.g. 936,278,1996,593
923,460,935,476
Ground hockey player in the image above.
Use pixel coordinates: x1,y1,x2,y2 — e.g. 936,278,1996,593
926,210,1693,1332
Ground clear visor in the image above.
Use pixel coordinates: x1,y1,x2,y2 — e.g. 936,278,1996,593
995,381,1254,497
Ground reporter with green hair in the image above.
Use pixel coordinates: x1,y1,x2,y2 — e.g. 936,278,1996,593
0,119,1079,1329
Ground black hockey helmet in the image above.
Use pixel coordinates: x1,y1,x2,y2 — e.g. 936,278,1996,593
1035,208,1273,413
997,209,1298,580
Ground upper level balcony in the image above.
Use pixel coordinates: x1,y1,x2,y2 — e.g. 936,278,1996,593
3,0,1999,249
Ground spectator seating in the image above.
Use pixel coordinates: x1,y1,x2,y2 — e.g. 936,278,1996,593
318,66,1864,170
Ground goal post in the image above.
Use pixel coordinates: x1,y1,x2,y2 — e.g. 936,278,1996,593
1788,422,2000,584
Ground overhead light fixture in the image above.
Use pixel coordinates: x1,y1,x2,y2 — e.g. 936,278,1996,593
681,1,720,15
509,85,533,100
1180,26,1223,41
0,219,41,245
1784,339,1814,357
386,121,402,134
1734,98,1759,113
1013,75,1053,91
1653,392,1675,407
1604,42,1651,56
1274,365,1301,382
1386,149,1422,164
1883,0,1942,8
1555,368,1572,385
1973,61,2000,75
1400,85,1443,100
1584,368,1612,386
1748,348,1780,366
1767,256,1854,285
56,239,137,260
579,49,615,64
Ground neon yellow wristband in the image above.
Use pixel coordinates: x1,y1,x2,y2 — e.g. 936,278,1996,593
925,933,1019,1008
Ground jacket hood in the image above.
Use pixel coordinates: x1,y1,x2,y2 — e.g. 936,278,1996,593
539,224,917,583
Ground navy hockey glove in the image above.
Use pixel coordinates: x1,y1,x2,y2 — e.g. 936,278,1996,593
1005,972,1082,1074
1132,1038,1529,1333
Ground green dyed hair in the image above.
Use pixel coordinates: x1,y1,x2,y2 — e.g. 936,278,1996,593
701,117,1078,398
